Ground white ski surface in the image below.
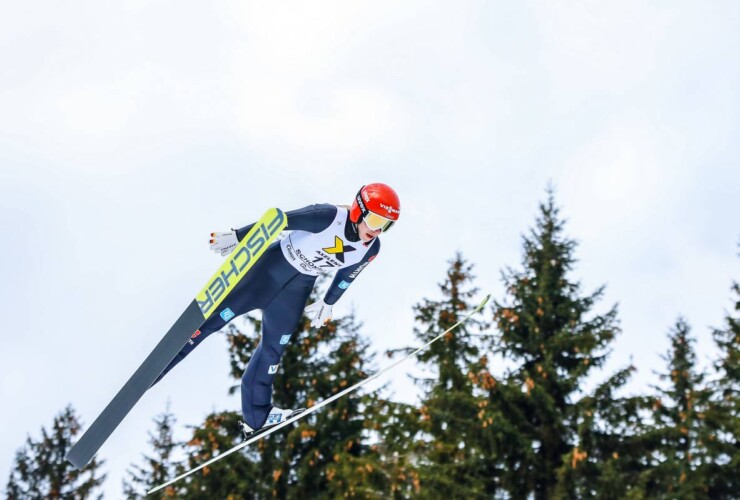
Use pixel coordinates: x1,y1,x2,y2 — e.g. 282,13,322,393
148,293,491,494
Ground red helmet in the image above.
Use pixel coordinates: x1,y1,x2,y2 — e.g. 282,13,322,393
349,183,400,232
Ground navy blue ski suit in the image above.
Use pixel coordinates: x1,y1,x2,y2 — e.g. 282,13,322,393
153,204,380,429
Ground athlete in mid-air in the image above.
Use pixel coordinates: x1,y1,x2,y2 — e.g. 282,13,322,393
152,183,401,435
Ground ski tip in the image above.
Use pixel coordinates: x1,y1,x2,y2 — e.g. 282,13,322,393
64,449,87,471
476,294,491,311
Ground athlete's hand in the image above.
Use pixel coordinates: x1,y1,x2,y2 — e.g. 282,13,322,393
209,230,238,256
304,299,333,328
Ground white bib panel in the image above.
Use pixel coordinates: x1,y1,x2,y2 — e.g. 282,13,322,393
280,207,373,276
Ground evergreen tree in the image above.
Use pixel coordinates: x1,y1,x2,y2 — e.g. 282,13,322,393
479,191,640,499
5,405,106,499
703,281,740,498
639,319,712,499
399,253,492,497
123,403,184,499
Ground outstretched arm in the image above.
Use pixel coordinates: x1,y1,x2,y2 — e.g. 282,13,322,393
235,204,338,241
210,204,339,256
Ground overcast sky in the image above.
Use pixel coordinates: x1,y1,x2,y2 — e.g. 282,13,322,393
1,0,738,496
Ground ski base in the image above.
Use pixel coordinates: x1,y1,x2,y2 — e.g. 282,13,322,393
66,300,204,469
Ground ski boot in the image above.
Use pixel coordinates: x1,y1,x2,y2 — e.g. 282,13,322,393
239,407,306,439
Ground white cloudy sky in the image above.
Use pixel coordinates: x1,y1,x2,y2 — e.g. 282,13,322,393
1,0,738,496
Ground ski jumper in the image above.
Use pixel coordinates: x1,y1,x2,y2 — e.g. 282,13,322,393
153,204,380,429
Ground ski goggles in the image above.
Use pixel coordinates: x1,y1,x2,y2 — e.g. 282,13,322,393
363,211,396,232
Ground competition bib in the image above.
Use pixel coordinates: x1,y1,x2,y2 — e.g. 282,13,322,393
280,207,373,276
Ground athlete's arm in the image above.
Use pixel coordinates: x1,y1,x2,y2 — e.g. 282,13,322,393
235,204,338,241
324,238,381,305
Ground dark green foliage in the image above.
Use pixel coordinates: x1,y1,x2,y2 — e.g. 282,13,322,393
123,403,184,499
5,405,106,500
635,319,713,499
402,253,493,498
179,410,260,499
295,329,387,499
365,399,424,497
703,282,740,498
480,191,640,499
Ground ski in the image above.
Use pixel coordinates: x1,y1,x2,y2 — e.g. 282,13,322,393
66,208,287,470
147,293,491,494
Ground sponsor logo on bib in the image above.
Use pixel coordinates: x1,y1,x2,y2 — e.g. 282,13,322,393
322,236,356,263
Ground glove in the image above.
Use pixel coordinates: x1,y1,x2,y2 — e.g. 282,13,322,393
304,299,333,328
209,230,238,256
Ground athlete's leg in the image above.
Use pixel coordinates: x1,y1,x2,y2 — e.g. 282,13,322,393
150,318,221,387
151,250,284,387
241,278,314,428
